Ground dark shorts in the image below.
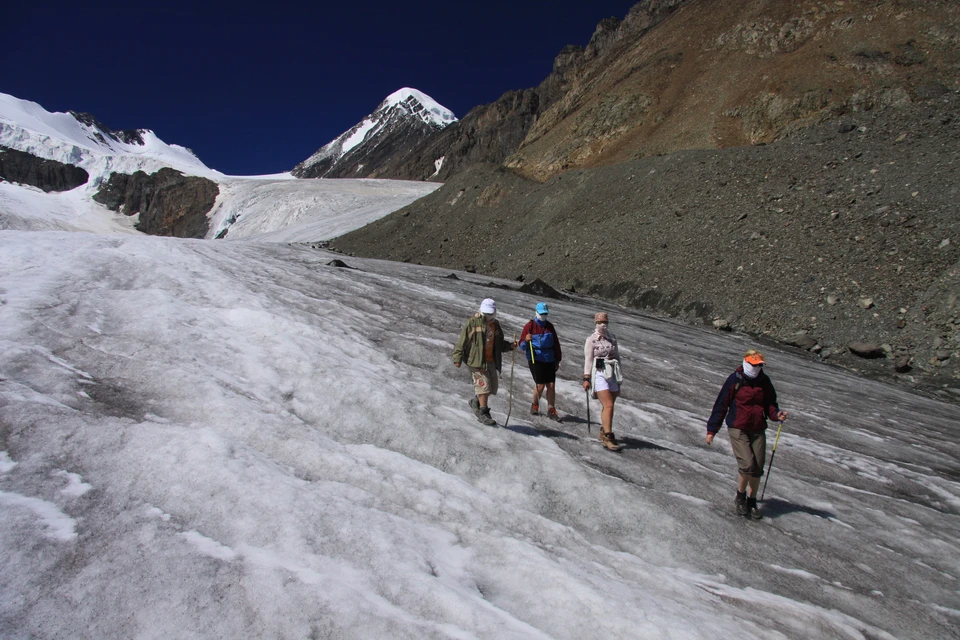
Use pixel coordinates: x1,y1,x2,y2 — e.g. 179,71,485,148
528,361,557,385
728,428,766,477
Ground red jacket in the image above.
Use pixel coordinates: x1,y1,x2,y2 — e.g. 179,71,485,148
707,367,781,434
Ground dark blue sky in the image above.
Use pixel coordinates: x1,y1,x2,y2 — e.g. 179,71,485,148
3,1,640,176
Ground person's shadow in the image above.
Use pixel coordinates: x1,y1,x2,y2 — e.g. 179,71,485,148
501,421,578,440
760,498,835,520
536,427,578,440
542,415,670,451
616,435,670,452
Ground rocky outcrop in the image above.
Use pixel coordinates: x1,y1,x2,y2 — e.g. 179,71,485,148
331,92,960,398
69,111,146,146
93,168,219,238
0,145,89,192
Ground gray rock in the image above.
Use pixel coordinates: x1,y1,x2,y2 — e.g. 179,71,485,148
785,332,818,350
858,297,875,310
712,318,732,331
894,356,913,373
848,342,886,359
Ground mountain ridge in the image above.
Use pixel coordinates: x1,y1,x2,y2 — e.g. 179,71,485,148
292,88,456,179
321,0,958,184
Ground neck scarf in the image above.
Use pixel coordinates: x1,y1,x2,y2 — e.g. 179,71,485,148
595,322,609,338
743,360,761,379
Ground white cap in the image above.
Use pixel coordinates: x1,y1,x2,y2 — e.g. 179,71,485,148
479,298,496,314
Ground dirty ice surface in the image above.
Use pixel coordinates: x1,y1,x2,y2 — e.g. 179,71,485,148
0,232,958,638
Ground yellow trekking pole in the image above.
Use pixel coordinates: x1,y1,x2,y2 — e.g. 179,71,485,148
760,420,785,501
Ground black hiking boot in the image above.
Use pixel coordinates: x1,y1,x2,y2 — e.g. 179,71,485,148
735,491,748,517
477,407,497,426
469,396,481,417
746,497,763,520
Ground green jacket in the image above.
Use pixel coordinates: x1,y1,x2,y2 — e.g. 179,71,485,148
452,313,512,372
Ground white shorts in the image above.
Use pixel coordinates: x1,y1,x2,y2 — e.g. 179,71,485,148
593,370,620,394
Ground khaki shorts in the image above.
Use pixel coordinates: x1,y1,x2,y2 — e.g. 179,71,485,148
469,362,499,396
728,428,766,477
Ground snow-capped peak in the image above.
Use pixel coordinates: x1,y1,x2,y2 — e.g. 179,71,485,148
293,88,456,179
0,92,219,183
382,88,457,128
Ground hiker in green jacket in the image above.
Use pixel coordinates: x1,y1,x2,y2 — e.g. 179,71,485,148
453,298,515,426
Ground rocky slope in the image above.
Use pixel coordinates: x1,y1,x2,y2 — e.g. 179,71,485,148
329,0,960,400
346,0,959,184
331,92,960,399
504,0,960,181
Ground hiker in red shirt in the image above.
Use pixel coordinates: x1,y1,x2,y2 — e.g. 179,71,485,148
706,349,788,519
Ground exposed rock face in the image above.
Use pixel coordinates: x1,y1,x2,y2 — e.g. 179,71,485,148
357,0,958,184
505,0,960,181
69,111,146,146
93,168,219,238
0,145,89,192
297,114,441,180
293,90,455,179
374,0,689,182
331,92,960,396
366,89,543,182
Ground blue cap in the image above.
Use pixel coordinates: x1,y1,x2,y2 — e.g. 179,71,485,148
535,302,549,315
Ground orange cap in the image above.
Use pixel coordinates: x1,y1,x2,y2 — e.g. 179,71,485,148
594,312,609,323
744,350,765,365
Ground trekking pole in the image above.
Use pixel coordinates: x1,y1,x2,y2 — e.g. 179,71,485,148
504,335,517,429
585,388,591,435
760,420,784,501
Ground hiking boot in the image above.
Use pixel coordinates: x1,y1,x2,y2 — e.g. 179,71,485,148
547,407,561,422
469,396,481,417
599,431,622,451
735,491,748,517
746,497,763,520
477,407,497,426
530,402,539,415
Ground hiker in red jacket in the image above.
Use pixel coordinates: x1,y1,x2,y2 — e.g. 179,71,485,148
518,302,563,421
706,349,788,519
